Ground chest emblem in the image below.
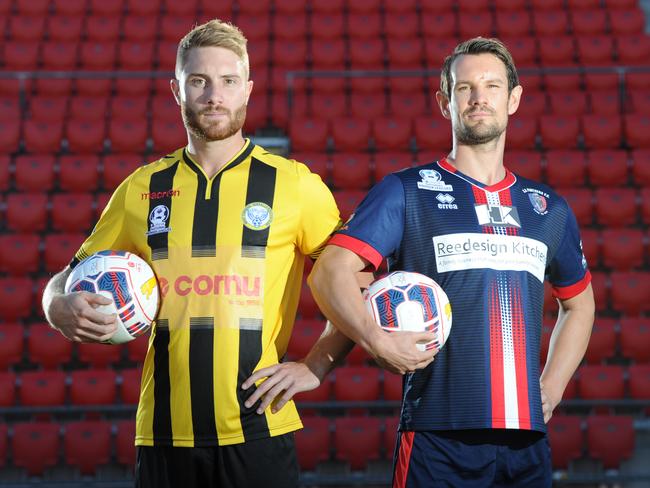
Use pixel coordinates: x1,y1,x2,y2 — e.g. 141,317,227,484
146,204,171,236
242,202,273,230
528,192,548,215
436,193,458,210
417,169,453,192
475,204,521,228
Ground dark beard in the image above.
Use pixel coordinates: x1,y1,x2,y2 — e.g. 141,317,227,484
181,103,247,141
455,109,505,145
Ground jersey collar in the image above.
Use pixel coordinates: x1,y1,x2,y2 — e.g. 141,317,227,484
182,139,254,180
438,157,516,193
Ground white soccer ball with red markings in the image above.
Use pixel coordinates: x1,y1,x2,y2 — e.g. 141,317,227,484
64,250,159,344
363,271,452,352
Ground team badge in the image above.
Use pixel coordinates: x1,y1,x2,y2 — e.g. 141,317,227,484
146,204,171,236
242,202,273,230
528,192,548,215
417,169,453,192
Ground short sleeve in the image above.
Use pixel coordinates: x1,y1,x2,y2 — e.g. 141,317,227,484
329,174,405,270
547,202,591,299
71,176,133,267
296,163,341,258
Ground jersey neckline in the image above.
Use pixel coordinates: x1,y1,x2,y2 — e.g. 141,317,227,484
438,157,517,193
182,138,254,182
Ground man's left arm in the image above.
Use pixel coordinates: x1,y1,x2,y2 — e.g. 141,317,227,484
540,283,595,423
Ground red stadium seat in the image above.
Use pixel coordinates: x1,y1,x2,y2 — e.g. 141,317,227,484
458,11,494,39
126,335,148,364
64,420,112,475
545,73,582,92
80,41,117,69
540,116,579,149
0,120,21,153
0,98,20,123
331,153,372,190
295,417,330,470
349,38,384,68
0,323,23,370
333,190,366,220
292,152,329,183
534,10,569,36
619,318,650,363
585,73,618,92
27,96,69,122
51,193,94,232
311,39,346,69
289,118,328,152
43,233,85,273
580,228,599,269
310,93,346,121
69,96,108,122
47,16,84,41
628,90,650,115
333,417,382,470
115,419,136,468
110,96,148,121
84,15,120,42
458,0,489,11
384,0,416,13
589,271,609,313
584,318,617,364
16,0,50,15
610,271,650,315
11,422,61,476
601,228,644,270
586,415,634,469
572,9,607,35
610,9,646,35
14,155,55,191
374,152,413,181
89,0,123,15
287,319,323,360
102,153,143,190
331,118,371,152
373,117,413,151
547,415,583,469
0,156,8,191
127,0,160,15
160,15,195,42
387,38,422,69
108,119,148,153
350,94,387,119
66,119,106,153
624,114,650,148
311,14,344,40
8,16,45,41
383,372,403,401
595,188,637,227
582,115,622,149
70,369,117,405
27,322,73,369
334,366,381,402
152,119,186,154
390,93,428,118
505,150,542,181
414,115,452,151
0,372,16,407
641,187,650,225
3,41,39,70
19,370,66,406
0,233,40,275
545,150,586,187
420,0,456,13
23,120,64,153
495,11,531,37
41,41,78,70
628,364,650,399
421,14,457,40
548,91,587,117
587,150,628,187
577,35,615,66
77,342,123,368
120,367,142,404
346,344,371,365
272,13,308,42
578,365,625,399
0,277,34,321
122,16,157,42
271,40,307,69
515,90,547,119
385,15,420,41
59,155,101,192
617,35,650,66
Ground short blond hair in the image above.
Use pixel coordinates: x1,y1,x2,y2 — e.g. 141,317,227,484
175,19,250,79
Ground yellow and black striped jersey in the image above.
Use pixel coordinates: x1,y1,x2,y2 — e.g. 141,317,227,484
72,140,340,446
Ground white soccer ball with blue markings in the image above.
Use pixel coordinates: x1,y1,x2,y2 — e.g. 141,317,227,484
363,271,452,352
64,250,159,344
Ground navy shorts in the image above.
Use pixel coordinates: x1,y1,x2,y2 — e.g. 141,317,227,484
393,429,552,488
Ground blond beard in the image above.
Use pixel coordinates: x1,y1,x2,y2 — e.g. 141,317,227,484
181,103,247,141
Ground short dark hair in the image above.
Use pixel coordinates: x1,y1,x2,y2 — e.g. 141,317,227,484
440,37,519,98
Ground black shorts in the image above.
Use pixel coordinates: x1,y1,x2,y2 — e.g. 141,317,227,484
135,433,299,488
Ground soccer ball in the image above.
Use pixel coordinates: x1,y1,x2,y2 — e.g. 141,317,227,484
64,250,159,344
363,271,452,352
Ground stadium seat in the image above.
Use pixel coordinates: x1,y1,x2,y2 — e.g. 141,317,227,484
27,95,69,123
589,89,620,116
43,233,85,273
47,16,84,41
333,417,382,470
66,119,106,153
333,190,366,220
8,16,45,41
584,318,617,364
334,366,381,402
11,422,61,476
16,0,50,15
383,371,403,401
545,150,586,187
390,93,428,119
50,0,86,14
115,419,136,468
295,416,330,470
311,14,344,40
586,415,635,469
619,318,650,363
595,188,637,227
373,117,413,151
617,35,650,66
272,13,308,42
41,41,79,70
572,9,607,35
77,342,123,368
287,319,322,360
68,96,109,121
70,369,118,405
289,118,328,152
534,12,569,37
421,14,457,40
0,155,8,192
578,365,625,400
51,193,95,232
23,120,64,153
609,9,645,35
14,155,56,192
587,150,628,187
458,11,493,39
505,116,537,149
64,420,112,475
152,119,186,154
58,155,100,192
108,119,148,153
578,35,615,66
374,152,413,181
505,150,542,181
347,12,382,39
0,120,21,153
3,41,40,70
628,90,650,115
610,271,650,315
0,233,40,275
346,344,371,365
331,153,372,190
349,38,384,68
548,91,587,117
291,152,329,184
641,188,650,225
298,280,319,319
80,41,117,69
582,115,622,149
495,11,531,37
331,118,371,152
414,115,452,151
0,372,16,407
628,364,650,399
589,271,609,313
19,370,67,406
126,335,148,364
28,322,73,369
580,228,599,268
120,367,142,404
540,116,579,149
500,37,537,68
84,15,120,42
601,228,644,270
350,93,387,120
0,97,20,123
102,153,144,190
624,114,650,148
385,14,420,41
548,415,583,470
122,16,157,42
6,192,48,232
110,96,148,121
311,39,346,69
0,323,24,370
310,93,346,121
0,277,34,321
271,39,307,69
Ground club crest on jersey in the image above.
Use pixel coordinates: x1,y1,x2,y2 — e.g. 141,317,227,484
242,202,273,230
474,204,521,228
146,204,171,236
436,193,458,210
417,169,453,192
528,192,548,215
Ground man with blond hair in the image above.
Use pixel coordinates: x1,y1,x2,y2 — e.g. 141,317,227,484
42,19,345,487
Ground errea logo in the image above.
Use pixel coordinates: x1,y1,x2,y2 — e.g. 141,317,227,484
436,193,458,210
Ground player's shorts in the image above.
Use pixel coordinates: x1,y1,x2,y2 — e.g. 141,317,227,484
135,432,299,488
392,429,552,488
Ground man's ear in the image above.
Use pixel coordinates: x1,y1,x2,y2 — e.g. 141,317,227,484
507,85,523,116
435,90,451,120
171,78,181,106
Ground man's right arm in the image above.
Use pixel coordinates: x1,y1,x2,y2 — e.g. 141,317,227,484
42,266,117,343
309,245,437,375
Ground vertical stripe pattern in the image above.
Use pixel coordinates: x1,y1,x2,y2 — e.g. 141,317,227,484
189,317,218,444
241,157,276,258
147,162,179,261
393,431,415,488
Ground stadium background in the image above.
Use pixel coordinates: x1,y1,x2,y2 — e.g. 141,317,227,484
0,0,650,486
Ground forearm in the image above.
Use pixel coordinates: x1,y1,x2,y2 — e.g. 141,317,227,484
42,267,71,328
303,321,355,382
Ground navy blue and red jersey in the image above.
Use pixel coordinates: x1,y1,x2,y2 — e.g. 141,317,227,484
330,158,591,434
